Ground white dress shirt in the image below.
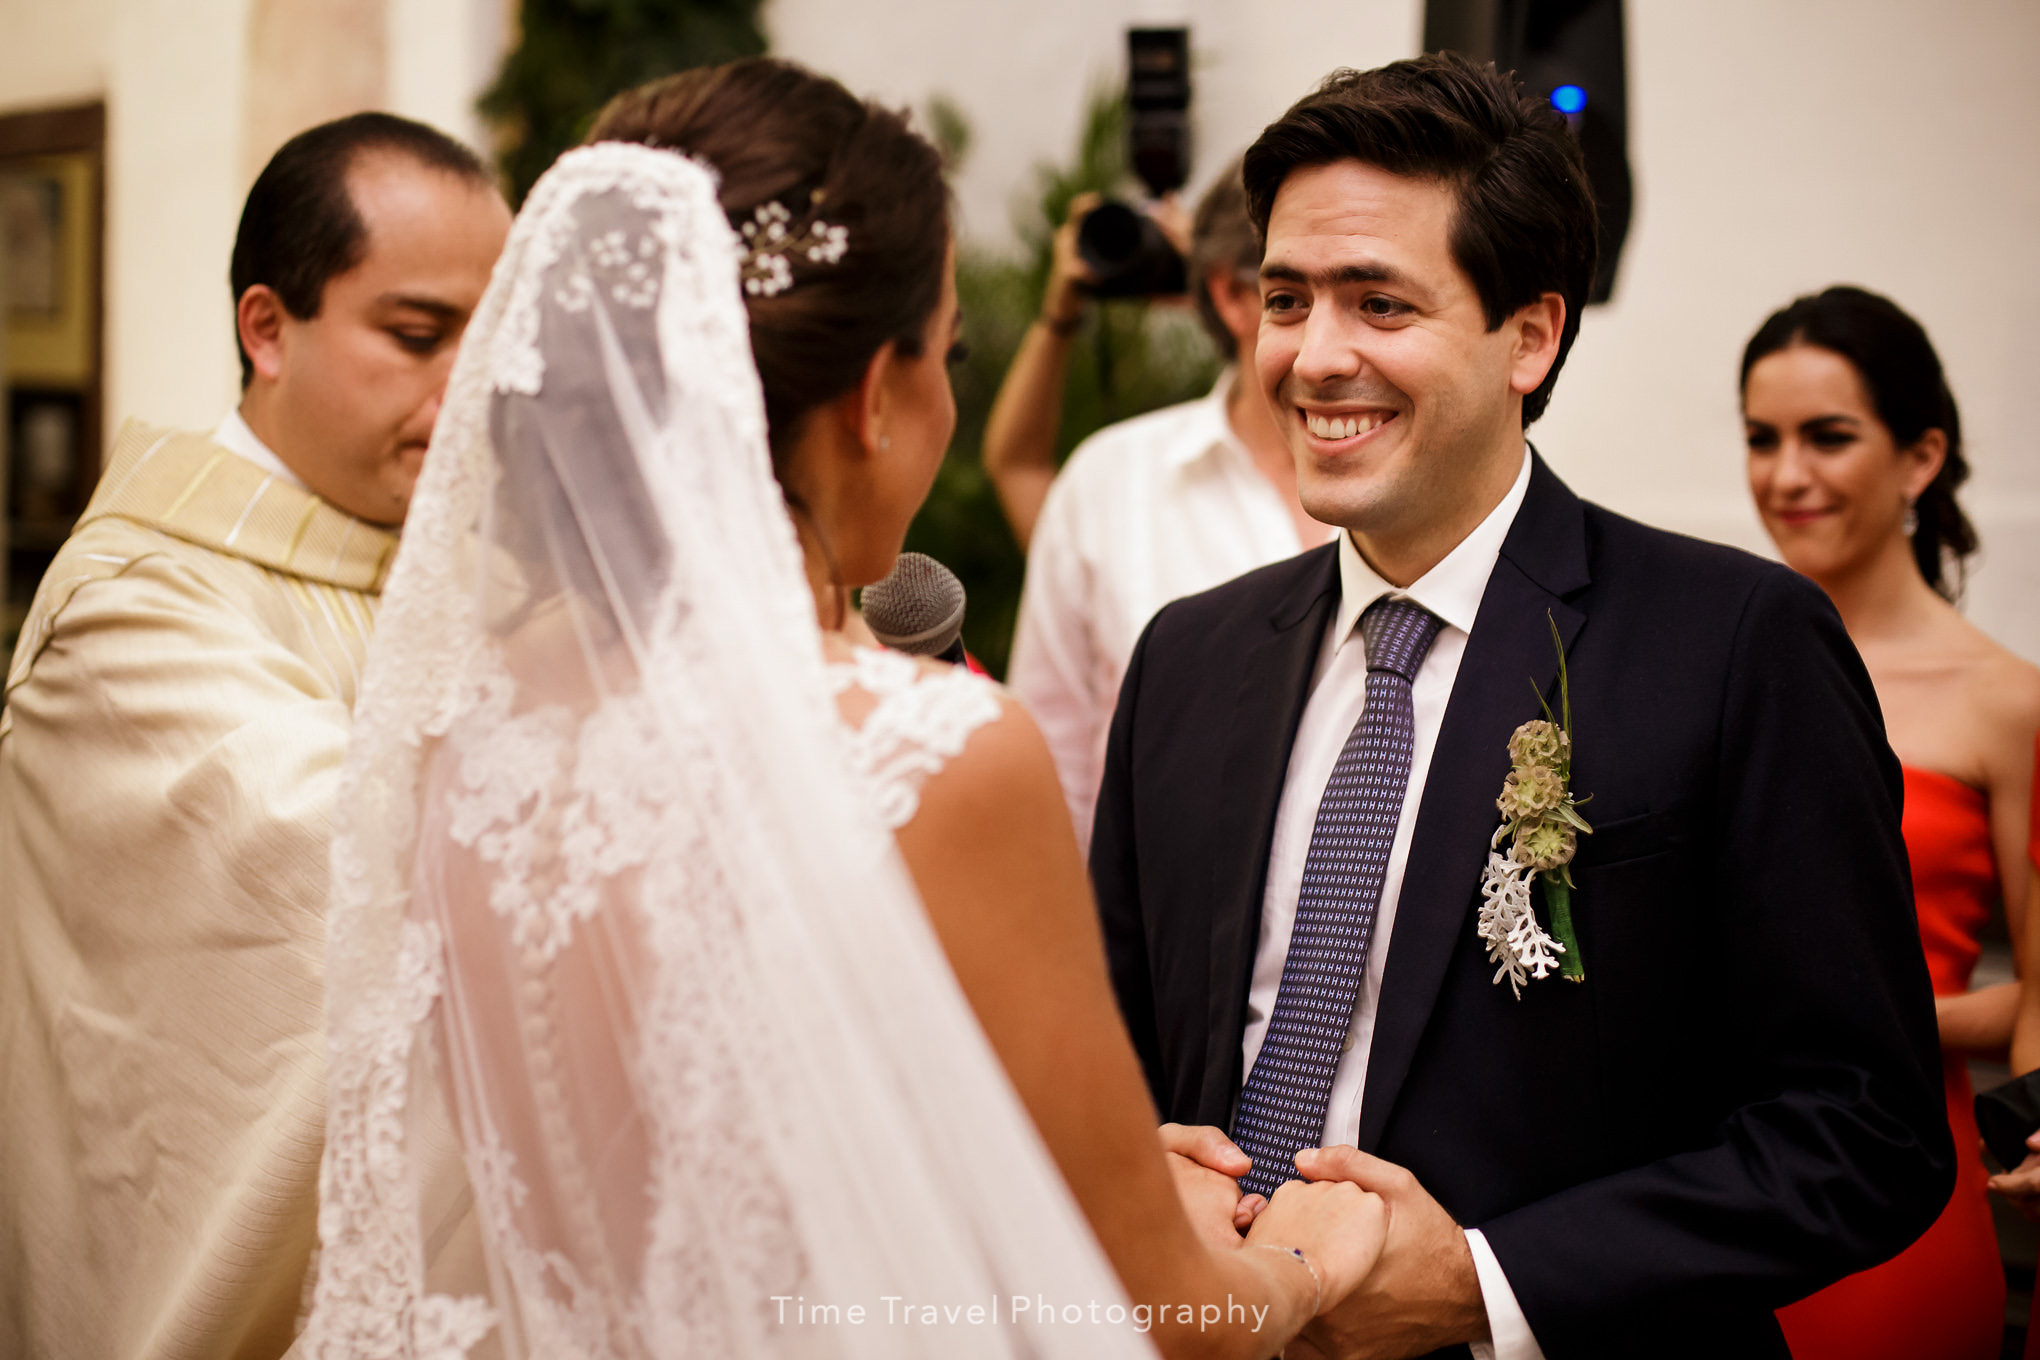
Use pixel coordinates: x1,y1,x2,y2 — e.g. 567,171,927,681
1242,448,1542,1360
212,408,306,489
1008,370,1336,850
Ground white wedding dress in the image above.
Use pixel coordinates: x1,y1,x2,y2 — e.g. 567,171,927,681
300,143,1155,1360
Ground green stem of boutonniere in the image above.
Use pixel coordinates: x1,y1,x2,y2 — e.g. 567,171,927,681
1548,613,1586,981
1543,875,1585,982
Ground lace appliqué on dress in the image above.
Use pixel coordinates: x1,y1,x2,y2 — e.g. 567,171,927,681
828,647,1004,831
442,667,686,963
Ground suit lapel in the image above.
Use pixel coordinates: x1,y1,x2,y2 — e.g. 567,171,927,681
1198,544,1340,1122
1356,456,1591,1149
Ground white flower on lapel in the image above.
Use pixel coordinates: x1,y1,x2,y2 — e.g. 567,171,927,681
1477,845,1565,999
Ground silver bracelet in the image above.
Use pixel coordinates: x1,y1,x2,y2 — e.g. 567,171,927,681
1248,1243,1322,1316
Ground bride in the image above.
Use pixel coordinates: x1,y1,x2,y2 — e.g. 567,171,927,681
302,58,1383,1359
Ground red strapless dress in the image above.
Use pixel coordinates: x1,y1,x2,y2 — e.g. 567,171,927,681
2026,736,2040,1360
1777,766,2005,1360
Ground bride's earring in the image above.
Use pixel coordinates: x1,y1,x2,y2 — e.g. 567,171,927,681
1901,497,1919,538
878,434,892,451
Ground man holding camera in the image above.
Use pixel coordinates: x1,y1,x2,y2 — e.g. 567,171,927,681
1003,167,1334,849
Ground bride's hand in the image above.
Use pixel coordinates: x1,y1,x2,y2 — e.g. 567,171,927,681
1161,1123,1270,1236
1159,1124,1250,1250
1241,1174,1386,1316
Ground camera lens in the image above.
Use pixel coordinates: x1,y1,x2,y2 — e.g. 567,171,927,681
1076,201,1187,299
1079,203,1144,267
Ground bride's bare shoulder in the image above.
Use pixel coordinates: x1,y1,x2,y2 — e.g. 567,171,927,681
895,683,1077,863
888,676,1097,993
824,644,1066,842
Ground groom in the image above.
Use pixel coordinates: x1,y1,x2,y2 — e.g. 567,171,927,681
1093,55,1950,1360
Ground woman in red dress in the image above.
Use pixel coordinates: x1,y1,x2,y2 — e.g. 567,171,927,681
1994,736,2040,1357
1740,286,2040,1360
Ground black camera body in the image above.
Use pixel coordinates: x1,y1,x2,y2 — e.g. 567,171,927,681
1077,201,1187,298
1078,27,1192,300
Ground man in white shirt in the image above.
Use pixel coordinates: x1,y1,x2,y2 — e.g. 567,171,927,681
0,112,508,1360
1009,168,1333,848
1095,56,1949,1360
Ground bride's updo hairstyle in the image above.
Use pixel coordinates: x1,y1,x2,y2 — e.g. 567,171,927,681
588,59,950,471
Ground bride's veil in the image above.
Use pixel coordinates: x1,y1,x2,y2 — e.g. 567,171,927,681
303,142,1151,1359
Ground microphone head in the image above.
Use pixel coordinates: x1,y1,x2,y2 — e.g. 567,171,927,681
862,552,966,657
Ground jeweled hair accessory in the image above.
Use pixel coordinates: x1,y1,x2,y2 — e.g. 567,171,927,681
739,196,849,298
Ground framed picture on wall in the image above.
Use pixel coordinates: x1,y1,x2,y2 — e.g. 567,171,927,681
1,102,105,652
7,388,86,534
2,171,63,318
2,152,94,385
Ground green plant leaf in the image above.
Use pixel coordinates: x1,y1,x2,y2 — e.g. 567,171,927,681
480,0,770,206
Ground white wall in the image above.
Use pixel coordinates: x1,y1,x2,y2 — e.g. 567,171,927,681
0,0,505,444
1532,0,2040,662
770,0,2040,661
766,0,1422,245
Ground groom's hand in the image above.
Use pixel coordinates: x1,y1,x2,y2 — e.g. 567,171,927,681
1287,1146,1487,1360
1159,1124,1265,1246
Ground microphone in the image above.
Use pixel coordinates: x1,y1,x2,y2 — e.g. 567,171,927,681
863,552,968,665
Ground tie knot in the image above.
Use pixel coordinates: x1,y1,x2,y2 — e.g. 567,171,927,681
1360,596,1443,681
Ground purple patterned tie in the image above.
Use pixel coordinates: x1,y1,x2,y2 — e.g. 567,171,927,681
1232,596,1443,1199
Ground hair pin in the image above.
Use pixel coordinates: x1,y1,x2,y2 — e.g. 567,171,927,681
739,200,849,298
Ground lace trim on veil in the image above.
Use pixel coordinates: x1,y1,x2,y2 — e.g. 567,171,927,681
304,142,1148,1360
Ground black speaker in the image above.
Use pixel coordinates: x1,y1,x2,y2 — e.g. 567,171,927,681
1423,0,1632,303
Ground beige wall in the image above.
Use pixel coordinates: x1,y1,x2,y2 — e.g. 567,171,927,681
768,0,2040,663
0,0,114,109
108,0,255,432
0,0,504,445
244,0,390,186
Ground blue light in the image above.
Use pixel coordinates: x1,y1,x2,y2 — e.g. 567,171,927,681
1551,84,1588,115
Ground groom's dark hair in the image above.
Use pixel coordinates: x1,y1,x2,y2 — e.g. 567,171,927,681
1243,53,1597,424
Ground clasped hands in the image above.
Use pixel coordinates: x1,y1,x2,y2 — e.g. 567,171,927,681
1161,1124,1491,1360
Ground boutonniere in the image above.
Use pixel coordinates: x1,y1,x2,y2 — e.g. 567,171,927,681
1477,614,1592,997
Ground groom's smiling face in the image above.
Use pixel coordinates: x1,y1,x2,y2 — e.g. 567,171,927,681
1256,159,1558,577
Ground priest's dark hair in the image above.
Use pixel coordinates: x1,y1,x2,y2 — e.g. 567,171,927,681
230,112,493,387
1243,53,1598,425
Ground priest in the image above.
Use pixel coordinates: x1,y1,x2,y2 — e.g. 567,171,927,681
0,112,509,1359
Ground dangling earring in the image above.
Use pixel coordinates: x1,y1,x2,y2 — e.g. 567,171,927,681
1901,497,1919,538
878,434,892,451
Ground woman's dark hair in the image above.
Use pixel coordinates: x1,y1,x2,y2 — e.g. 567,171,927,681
1242,52,1598,426
589,59,950,472
230,112,493,387
1740,285,1976,600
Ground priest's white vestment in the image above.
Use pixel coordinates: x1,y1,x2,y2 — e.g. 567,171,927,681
0,420,472,1360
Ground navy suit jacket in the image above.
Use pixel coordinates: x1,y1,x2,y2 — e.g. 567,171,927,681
1090,455,1953,1359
